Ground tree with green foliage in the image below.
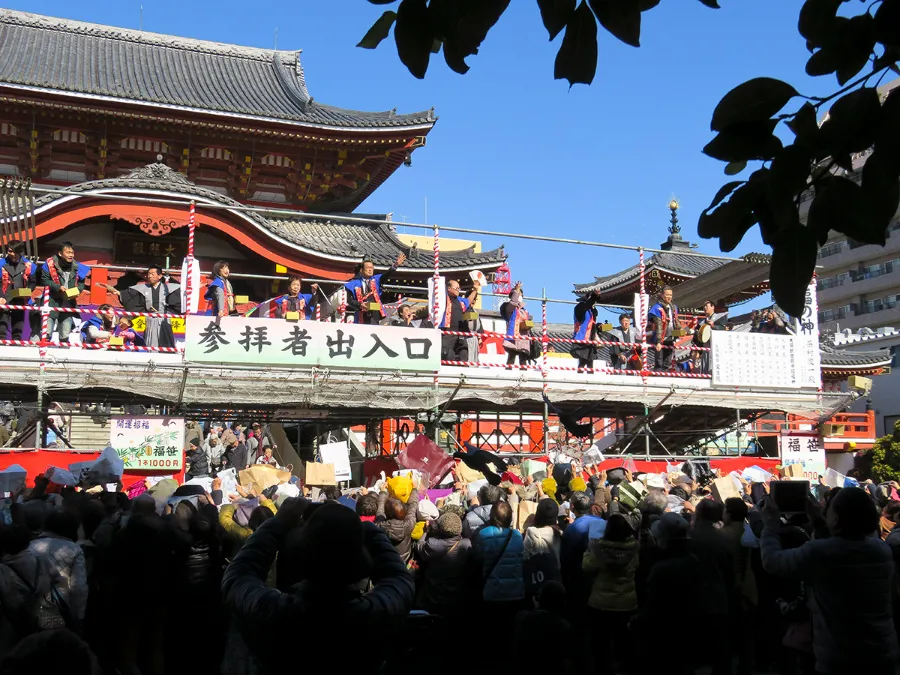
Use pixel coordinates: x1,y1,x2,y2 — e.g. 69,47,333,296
357,0,900,317
867,419,900,483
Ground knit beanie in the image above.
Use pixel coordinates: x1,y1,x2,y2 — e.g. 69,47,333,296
542,477,558,503
439,504,466,520
434,512,463,538
568,476,587,493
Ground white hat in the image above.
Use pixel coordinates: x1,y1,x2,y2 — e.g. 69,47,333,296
646,474,666,490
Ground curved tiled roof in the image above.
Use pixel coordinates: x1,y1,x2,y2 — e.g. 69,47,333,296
0,9,435,130
19,163,505,271
574,252,728,295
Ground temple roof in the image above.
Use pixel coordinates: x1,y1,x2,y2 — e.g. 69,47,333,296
573,251,728,296
0,9,435,131
18,162,504,271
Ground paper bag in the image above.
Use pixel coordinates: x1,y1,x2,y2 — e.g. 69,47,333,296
711,476,742,503
823,467,848,489
783,463,805,479
455,462,484,484
517,500,538,532
305,462,336,487
741,465,773,483
397,435,455,488
240,465,290,493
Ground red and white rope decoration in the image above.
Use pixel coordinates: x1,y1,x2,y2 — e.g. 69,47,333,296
20,306,184,320
541,297,549,396
439,360,710,379
638,247,648,385
432,224,440,328
0,339,182,353
436,329,710,351
184,200,196,315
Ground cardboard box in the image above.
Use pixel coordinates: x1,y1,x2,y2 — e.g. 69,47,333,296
463,310,479,321
65,287,80,298
108,336,124,346
711,476,742,502
284,311,300,322
366,302,382,312
234,295,249,305
13,288,32,298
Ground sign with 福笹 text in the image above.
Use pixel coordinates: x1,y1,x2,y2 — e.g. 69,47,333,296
184,316,440,372
109,416,185,471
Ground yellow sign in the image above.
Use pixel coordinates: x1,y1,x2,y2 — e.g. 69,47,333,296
130,316,184,334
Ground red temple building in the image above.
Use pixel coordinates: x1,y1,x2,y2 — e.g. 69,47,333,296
0,8,505,300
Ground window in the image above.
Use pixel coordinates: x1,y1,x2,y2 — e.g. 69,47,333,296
820,307,847,322
818,274,847,290
819,241,844,258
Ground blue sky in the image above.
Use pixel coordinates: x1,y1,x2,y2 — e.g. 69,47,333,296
13,0,837,321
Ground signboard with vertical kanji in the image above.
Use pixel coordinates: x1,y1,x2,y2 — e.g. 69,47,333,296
109,416,185,470
795,279,822,389
184,316,440,372
779,432,826,480
711,332,797,388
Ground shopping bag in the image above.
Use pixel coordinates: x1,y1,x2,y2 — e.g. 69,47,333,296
304,462,336,487
397,435,455,488
517,500,538,532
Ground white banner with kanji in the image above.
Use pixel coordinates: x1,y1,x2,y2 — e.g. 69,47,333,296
184,316,440,372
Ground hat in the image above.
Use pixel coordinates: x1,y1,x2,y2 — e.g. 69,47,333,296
221,430,237,446
651,513,689,542
294,502,370,584
411,521,426,541
434,512,462,538
234,498,259,528
568,477,587,493
646,474,666,490
188,439,199,448
387,475,413,503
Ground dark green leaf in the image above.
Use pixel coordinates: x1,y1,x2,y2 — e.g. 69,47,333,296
710,77,799,132
589,0,642,48
806,47,839,76
703,120,782,162
807,176,882,245
877,86,900,151
537,0,577,40
769,225,818,318
696,0,720,7
638,0,661,9
768,144,813,198
431,39,442,53
874,0,900,48
698,181,759,252
862,149,900,233
706,180,746,211
798,0,841,48
874,46,900,72
786,102,822,154
835,15,876,86
439,0,511,75
357,11,398,49
767,144,812,231
820,87,881,157
367,0,398,4
395,0,433,78
554,1,599,86
725,160,747,175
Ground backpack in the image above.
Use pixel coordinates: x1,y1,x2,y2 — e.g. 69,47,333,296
2,561,67,633
523,550,561,600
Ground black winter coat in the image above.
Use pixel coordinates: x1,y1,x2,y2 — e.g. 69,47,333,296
222,517,414,673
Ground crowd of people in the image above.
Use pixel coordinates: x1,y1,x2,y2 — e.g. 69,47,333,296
1,431,898,675
2,240,797,374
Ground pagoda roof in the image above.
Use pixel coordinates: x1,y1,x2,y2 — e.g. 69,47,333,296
573,251,727,296
16,162,504,271
0,9,435,132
